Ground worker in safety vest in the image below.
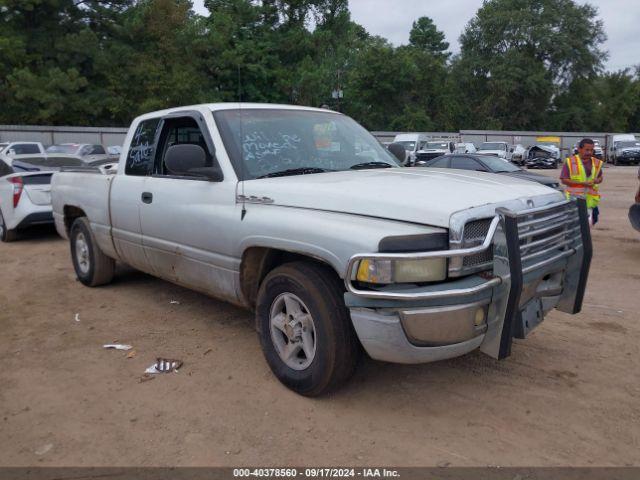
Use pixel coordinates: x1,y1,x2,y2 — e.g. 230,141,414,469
560,138,603,226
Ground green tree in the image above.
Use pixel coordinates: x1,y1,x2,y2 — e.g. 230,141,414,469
455,0,607,130
408,16,449,59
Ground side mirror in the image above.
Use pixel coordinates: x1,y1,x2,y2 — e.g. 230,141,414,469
164,144,222,181
387,142,407,164
7,148,16,156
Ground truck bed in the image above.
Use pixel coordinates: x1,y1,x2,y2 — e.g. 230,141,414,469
51,170,114,249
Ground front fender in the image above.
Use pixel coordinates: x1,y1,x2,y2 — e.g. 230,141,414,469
235,205,447,279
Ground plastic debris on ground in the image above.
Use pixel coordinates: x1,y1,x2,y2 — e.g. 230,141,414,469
145,358,183,374
103,344,133,351
170,300,180,305
74,313,80,322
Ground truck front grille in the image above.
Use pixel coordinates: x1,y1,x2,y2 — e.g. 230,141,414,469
517,202,581,266
456,201,581,275
460,218,493,271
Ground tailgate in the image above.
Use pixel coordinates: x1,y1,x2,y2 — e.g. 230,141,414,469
23,174,53,206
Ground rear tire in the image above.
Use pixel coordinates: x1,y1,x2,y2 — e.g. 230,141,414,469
256,261,360,396
0,209,18,242
70,217,115,287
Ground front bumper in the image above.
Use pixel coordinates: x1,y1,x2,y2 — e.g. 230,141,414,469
345,199,592,363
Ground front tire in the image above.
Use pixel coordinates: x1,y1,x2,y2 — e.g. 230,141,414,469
0,209,18,242
70,217,115,287
256,262,360,396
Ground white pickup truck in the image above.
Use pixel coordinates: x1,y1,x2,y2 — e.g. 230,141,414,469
51,103,592,396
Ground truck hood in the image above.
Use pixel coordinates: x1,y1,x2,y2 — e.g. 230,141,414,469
241,168,561,228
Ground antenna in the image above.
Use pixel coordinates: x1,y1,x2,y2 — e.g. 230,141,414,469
238,64,247,221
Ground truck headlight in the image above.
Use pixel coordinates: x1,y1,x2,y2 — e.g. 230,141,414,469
356,258,446,284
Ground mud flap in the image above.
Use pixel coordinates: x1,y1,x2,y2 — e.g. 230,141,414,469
480,211,523,359
557,198,592,314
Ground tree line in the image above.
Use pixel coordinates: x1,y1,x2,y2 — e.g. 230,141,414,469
1,0,638,132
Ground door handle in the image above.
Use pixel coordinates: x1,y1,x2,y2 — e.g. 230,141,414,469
141,192,153,204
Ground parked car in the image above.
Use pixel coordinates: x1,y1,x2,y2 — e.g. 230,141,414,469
415,140,455,163
454,142,477,154
107,146,122,155
51,103,591,396
0,142,46,167
606,134,640,165
593,140,604,159
421,153,560,189
526,145,560,169
509,144,527,165
0,154,114,242
46,143,110,164
477,141,509,160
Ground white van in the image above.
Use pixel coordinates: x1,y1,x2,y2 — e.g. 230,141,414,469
392,133,429,165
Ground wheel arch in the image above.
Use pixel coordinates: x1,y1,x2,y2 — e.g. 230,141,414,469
239,246,343,312
63,205,87,235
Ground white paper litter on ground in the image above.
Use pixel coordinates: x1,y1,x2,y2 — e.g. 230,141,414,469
145,359,182,374
103,344,133,351
170,300,180,305
74,313,80,322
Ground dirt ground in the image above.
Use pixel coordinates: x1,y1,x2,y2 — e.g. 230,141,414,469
0,166,639,467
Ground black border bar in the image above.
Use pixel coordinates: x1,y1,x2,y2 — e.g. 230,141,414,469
497,212,523,360
572,197,593,314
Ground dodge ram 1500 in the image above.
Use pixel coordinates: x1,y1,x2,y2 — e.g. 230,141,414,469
51,103,592,396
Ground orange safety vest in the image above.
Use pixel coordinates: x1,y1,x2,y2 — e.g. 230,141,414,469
564,154,602,209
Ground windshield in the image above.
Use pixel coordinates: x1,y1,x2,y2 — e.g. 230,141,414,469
426,142,448,149
46,145,80,154
396,141,416,152
479,142,506,151
617,141,640,148
214,109,399,180
480,155,520,172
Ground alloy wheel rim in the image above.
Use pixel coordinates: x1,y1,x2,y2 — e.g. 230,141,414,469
269,292,317,370
75,232,90,274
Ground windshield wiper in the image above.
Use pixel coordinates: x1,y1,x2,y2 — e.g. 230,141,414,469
257,167,328,179
349,161,394,170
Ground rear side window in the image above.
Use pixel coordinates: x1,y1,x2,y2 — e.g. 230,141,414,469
452,157,483,170
126,119,160,176
13,144,40,154
427,156,449,167
0,160,13,177
22,174,52,185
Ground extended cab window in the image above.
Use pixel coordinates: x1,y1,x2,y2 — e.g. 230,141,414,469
125,118,160,176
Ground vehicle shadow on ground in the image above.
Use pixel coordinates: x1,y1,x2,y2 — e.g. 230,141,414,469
94,264,544,401
12,225,62,243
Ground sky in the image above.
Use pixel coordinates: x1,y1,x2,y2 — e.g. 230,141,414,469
192,0,639,72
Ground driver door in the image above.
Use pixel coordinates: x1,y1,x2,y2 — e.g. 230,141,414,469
139,112,239,302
